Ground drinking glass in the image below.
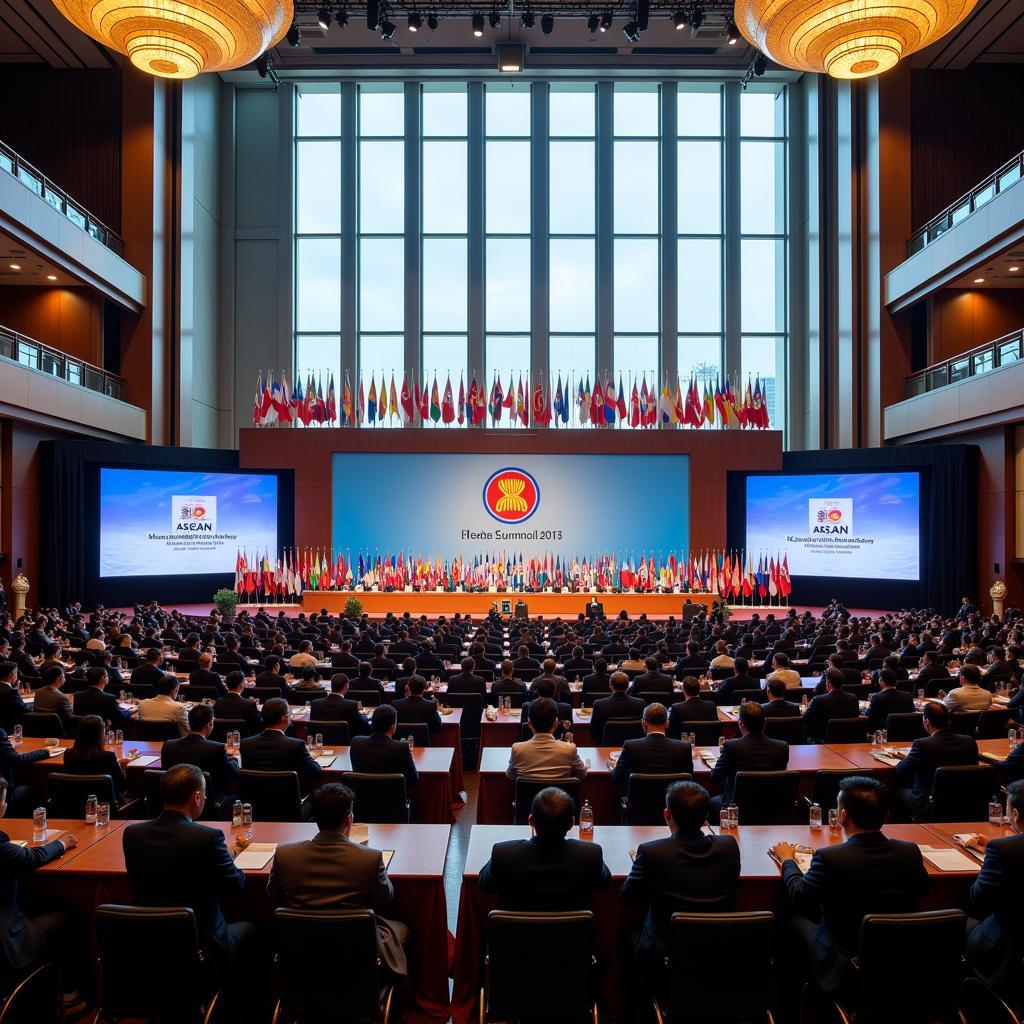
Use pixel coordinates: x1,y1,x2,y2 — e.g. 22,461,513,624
989,801,1004,825
314,733,324,756
96,803,111,827
828,808,841,832
12,725,22,747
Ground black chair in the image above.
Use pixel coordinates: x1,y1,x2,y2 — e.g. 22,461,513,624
979,708,1013,739
443,693,485,765
94,905,221,1024
928,765,997,822
513,778,581,825
137,720,181,741
823,717,872,744
46,772,142,818
637,691,673,707
482,911,597,1024
128,684,157,701
142,769,215,819
394,722,431,748
602,719,645,746
733,771,800,825
961,976,1023,1024
211,718,251,742
0,962,61,1024
305,720,351,746
885,712,926,742
179,685,219,702
348,690,383,708
654,912,777,1024
343,773,410,823
249,686,285,703
764,716,807,744
822,910,966,1024
237,769,303,822
685,721,727,746
272,909,395,1024
952,711,983,738
805,770,862,813
19,713,64,739
621,772,691,825
731,689,765,705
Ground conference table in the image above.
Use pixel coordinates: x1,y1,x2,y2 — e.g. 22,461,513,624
16,738,460,825
11,819,452,1024
451,820,995,1024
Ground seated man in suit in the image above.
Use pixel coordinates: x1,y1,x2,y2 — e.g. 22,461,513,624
893,701,980,821
123,765,252,980
288,640,319,670
240,698,323,791
620,647,647,673
762,677,802,718
944,663,993,714
590,672,645,746
214,671,263,735
621,780,740,992
673,641,708,679
506,697,587,782
349,661,388,700
916,651,951,698
291,666,329,703
611,703,693,786
73,666,133,728
161,704,238,813
350,705,418,792
137,674,190,737
511,645,541,679
393,674,443,734
961,779,1024,994
33,666,74,733
629,657,675,698
478,786,610,911
528,660,572,705
813,654,861,695
866,668,915,733
447,657,487,697
667,677,718,738
129,648,166,690
580,658,612,705
188,653,227,696
563,646,593,678
710,701,788,820
980,737,1024,784
714,657,759,705
803,671,860,743
267,782,409,977
773,775,928,996
252,656,289,697
0,661,27,735
310,674,371,738
492,660,528,701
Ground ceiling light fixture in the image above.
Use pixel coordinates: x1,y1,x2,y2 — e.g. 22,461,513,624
46,274,57,281
317,7,331,28
599,11,611,29
489,10,501,28
622,18,639,40
734,0,977,79
520,7,535,27
725,15,739,43
1009,266,1020,272
497,40,524,70
472,12,484,34
587,13,599,32
408,11,420,30
9,264,20,270
541,12,554,32
974,277,985,284
673,9,687,28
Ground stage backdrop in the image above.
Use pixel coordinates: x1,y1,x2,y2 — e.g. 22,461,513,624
331,452,689,562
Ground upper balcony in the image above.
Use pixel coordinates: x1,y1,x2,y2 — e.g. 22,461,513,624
0,139,146,313
885,149,1024,313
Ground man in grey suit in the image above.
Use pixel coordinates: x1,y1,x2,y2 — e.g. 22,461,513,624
267,783,408,976
506,697,588,782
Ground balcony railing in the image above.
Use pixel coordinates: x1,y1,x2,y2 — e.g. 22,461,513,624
907,150,1024,257
904,327,1023,399
0,139,124,258
0,324,125,402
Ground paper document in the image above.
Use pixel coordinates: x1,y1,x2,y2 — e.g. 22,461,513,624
315,755,337,767
381,850,394,868
234,843,277,869
10,840,26,847
918,845,980,872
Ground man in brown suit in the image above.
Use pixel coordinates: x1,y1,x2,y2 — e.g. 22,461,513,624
266,783,408,975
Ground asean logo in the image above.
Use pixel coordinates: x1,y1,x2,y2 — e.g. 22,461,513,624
483,467,540,525
827,509,842,522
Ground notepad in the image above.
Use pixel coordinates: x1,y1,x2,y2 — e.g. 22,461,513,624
315,755,337,767
699,749,719,767
381,850,394,868
234,843,277,869
768,847,814,873
10,840,26,848
952,835,988,862
127,754,160,767
918,845,980,872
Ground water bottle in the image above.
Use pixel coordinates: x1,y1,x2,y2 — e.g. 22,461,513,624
106,729,115,748
579,799,594,834
1010,729,1018,747
241,802,253,827
232,800,243,828
85,794,98,825
809,801,823,831
32,807,46,841
802,694,809,708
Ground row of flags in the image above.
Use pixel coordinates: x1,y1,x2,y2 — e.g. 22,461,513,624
234,548,793,601
252,369,774,430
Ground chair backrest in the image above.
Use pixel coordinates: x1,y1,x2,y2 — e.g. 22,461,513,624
951,710,983,738
210,718,251,742
273,909,387,1022
94,905,211,1020
513,778,581,825
623,772,691,825
733,771,800,825
489,691,527,709
20,713,64,739
0,962,61,1024
732,689,764,704
810,770,862,813
347,690,383,708
601,718,645,746
142,769,214,818
848,911,966,1023
763,716,807,745
978,707,1012,740
637,691,672,706
485,911,596,1024
442,693,485,742
305,720,351,746
823,716,872,744
137,720,180,741
46,772,116,817
666,912,776,1024
237,770,303,822
884,712,925,742
129,683,157,701
344,772,410,823
929,765,997,822
248,686,284,703
179,685,218,702
687,720,726,746
395,722,432,748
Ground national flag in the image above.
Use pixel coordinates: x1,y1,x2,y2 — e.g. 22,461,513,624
441,374,455,424
779,554,792,598
660,379,674,425
604,376,616,425
326,373,336,425
430,375,441,423
417,371,431,421
639,377,650,427
398,372,413,425
472,373,488,425
279,373,294,424
252,380,262,426
532,376,547,425
616,374,627,419
714,378,727,425
674,378,685,425
378,375,388,420
768,556,779,598
367,376,377,424
270,375,289,421
490,374,504,423
503,373,515,409
702,380,714,426
590,376,604,426
552,374,565,425
629,380,640,428
259,371,273,420
357,376,365,424
458,374,466,426
578,376,590,425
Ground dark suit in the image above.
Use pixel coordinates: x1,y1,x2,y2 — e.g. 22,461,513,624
782,831,928,993
187,668,227,695
611,733,693,786
983,743,1024,784
240,729,323,788
349,733,418,790
894,729,980,819
528,675,572,705
916,664,951,698
393,695,443,734
0,830,68,970
591,693,645,745
161,733,238,804
580,672,612,703
762,699,802,718
866,687,915,732
803,690,860,743
667,697,718,737
967,832,1024,990
253,670,289,696
711,732,789,805
214,692,263,733
0,684,26,734
129,664,165,689
72,686,132,727
62,747,128,804
478,836,611,911
123,811,247,972
715,674,759,704
629,671,675,698
0,729,50,810
447,673,488,698
309,694,370,737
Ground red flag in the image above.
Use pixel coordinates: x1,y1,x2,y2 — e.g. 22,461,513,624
457,375,466,426
503,373,515,409
441,375,455,424
400,372,414,425
417,371,431,420
532,376,551,425
590,378,604,425
629,381,640,428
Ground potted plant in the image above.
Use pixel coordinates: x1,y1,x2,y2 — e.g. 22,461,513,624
213,588,238,619
344,596,363,618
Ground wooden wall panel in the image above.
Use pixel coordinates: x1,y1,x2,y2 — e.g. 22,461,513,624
238,428,784,554
929,289,1024,364
0,288,103,364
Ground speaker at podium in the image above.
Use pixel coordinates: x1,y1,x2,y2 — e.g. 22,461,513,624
586,599,604,618
514,600,529,619
683,599,700,622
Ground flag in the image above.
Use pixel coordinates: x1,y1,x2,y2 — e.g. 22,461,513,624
430,375,441,423
279,372,294,424
270,375,289,420
702,380,714,426
252,379,262,426
660,378,674,425
490,374,504,423
378,375,388,420
532,376,547,425
674,378,685,425
616,374,627,419
578,376,590,425
400,372,414,425
388,373,398,423
629,380,640,428
503,373,515,409
604,376,616,425
441,374,455,424
639,377,650,427
472,373,488,425
552,374,565,425
357,375,365,425
259,371,273,420
326,373,336,424
417,371,431,421
457,374,466,426
516,375,525,425
367,376,377,424
779,554,792,598
590,376,604,425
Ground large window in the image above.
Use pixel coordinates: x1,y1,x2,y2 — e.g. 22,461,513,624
292,79,790,433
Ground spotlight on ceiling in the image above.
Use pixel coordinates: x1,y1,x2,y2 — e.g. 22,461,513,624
408,10,421,29
255,50,279,83
520,7,534,26
317,7,331,28
380,15,396,36
472,12,484,34
489,9,501,27
672,9,687,28
286,22,300,44
752,51,766,75
725,15,739,43
622,18,639,40
427,11,437,27
599,11,611,29
689,3,703,29
497,40,525,70
335,7,348,25
587,12,598,32
540,12,553,32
